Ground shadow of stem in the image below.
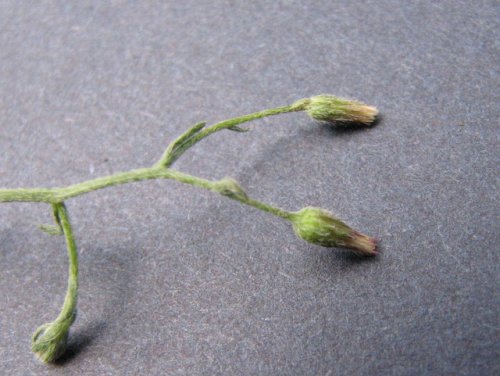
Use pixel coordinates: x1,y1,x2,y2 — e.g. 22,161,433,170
54,321,107,366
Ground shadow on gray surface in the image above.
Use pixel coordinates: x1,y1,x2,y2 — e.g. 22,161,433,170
308,114,383,138
318,245,381,267
54,321,107,366
299,243,383,283
241,116,382,180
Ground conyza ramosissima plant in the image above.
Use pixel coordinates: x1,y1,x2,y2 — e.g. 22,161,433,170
0,95,378,363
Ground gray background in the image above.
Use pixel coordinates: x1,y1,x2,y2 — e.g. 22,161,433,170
0,1,498,375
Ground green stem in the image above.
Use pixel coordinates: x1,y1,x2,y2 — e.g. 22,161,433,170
0,167,292,220
0,99,300,219
55,202,78,324
244,197,292,220
31,202,78,362
179,105,298,152
0,188,55,203
156,104,300,168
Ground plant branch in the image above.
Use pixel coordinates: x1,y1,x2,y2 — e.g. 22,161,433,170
0,104,305,218
0,94,380,363
31,202,78,362
0,167,292,219
155,104,301,168
54,202,79,322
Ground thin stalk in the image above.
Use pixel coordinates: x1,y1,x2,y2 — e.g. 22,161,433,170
31,202,78,362
55,202,78,323
155,104,301,168
0,168,292,220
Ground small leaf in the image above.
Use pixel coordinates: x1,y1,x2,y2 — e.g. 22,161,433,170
38,224,63,236
181,121,206,140
159,122,208,167
228,125,250,132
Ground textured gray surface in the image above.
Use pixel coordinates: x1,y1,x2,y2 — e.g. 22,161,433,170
0,1,498,375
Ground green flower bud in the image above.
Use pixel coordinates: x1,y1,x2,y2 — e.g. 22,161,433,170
32,311,76,363
212,177,248,201
295,95,378,125
290,207,377,255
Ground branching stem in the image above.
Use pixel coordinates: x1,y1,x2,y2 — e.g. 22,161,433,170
0,105,300,219
1,95,379,362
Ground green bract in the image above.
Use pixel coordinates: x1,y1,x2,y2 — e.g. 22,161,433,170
299,94,378,124
291,207,353,247
290,207,377,256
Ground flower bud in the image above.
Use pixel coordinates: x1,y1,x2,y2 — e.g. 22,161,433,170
32,311,76,363
296,95,378,125
290,207,377,255
212,177,248,201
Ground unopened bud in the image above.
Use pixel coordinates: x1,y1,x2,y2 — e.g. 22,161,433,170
212,177,248,201
290,207,377,255
295,95,378,125
32,311,76,363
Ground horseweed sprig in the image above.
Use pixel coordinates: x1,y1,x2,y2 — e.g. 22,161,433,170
0,95,378,363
